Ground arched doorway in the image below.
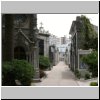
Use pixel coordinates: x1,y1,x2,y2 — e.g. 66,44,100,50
14,46,26,60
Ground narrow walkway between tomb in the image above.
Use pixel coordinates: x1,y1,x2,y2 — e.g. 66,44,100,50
32,61,79,86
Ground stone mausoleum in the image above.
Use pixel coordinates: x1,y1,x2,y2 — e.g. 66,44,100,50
69,16,98,76
2,14,40,81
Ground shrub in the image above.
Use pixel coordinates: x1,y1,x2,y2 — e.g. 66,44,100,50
77,72,81,79
74,69,81,79
2,59,34,86
39,56,50,70
39,69,47,78
81,51,98,77
84,73,90,80
74,69,79,75
90,82,98,86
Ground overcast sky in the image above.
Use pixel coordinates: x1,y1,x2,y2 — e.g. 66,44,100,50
37,14,99,38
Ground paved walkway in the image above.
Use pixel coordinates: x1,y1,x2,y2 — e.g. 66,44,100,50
32,61,79,86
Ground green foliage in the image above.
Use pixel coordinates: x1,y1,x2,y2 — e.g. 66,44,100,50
39,56,50,70
84,73,90,80
81,51,98,77
74,69,79,75
74,69,81,79
90,82,98,86
80,15,98,50
2,59,34,86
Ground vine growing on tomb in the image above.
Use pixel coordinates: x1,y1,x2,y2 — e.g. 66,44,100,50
80,15,98,50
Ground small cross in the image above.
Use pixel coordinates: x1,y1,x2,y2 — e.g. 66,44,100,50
40,22,43,27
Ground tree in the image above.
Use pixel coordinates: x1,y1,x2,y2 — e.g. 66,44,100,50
80,15,98,50
4,14,14,61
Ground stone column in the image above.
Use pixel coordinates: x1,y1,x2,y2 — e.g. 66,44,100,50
46,37,49,57
28,51,32,64
78,51,79,70
33,41,40,82
26,52,29,62
44,37,49,57
44,39,46,57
